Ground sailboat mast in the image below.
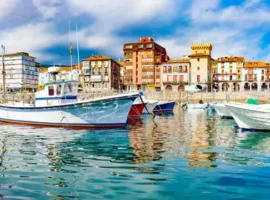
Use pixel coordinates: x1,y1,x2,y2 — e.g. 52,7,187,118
76,23,80,70
1,45,5,99
69,19,72,71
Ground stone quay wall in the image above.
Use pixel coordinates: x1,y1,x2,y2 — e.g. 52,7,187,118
1,91,270,104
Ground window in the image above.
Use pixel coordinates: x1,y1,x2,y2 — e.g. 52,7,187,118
197,66,200,70
180,75,184,81
138,44,143,49
168,66,172,73
167,75,171,82
197,75,200,83
179,66,182,72
230,75,232,80
262,70,264,74
48,86,54,96
105,67,108,75
173,75,177,82
125,52,132,56
163,66,167,73
262,76,264,81
57,85,62,96
104,83,108,88
197,58,200,62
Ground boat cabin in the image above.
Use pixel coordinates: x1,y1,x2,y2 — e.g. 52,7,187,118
35,81,78,106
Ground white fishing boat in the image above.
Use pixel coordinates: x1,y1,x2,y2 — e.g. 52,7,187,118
225,103,270,130
0,81,139,129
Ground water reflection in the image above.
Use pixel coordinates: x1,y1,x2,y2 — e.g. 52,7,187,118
0,107,270,199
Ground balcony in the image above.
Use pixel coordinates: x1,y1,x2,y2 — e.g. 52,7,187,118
142,75,154,79
163,81,188,85
124,76,132,80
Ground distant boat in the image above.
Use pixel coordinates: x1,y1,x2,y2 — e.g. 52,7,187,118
225,103,270,131
0,81,139,129
134,92,175,114
153,101,176,113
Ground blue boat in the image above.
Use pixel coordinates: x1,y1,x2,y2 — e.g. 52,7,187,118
153,101,176,113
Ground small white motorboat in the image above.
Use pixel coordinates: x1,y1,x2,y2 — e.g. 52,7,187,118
225,103,270,130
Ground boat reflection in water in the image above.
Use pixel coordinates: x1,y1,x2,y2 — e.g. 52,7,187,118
1,106,270,199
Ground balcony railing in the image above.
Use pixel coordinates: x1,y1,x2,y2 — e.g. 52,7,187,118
163,81,188,85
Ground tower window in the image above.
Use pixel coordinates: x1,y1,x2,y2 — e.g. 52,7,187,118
197,58,200,62
197,66,200,70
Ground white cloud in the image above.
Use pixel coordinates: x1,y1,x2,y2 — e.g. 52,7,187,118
67,0,176,32
32,0,62,19
157,27,262,60
191,0,270,25
0,22,65,62
0,0,21,20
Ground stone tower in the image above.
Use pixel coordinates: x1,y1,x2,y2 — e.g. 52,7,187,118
189,44,213,88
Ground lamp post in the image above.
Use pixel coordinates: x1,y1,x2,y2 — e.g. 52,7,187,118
1,45,6,100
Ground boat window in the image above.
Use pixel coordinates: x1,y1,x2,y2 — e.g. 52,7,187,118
64,84,70,94
57,85,62,96
48,86,54,96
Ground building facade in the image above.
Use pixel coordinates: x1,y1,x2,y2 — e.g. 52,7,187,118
81,55,120,91
123,37,169,91
188,44,214,90
242,61,270,91
161,57,190,92
214,56,244,92
0,52,39,92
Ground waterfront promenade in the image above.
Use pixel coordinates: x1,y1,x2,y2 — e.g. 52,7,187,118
2,91,270,104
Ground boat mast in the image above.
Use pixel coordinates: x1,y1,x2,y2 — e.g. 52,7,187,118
69,19,73,72
1,45,5,100
76,23,80,71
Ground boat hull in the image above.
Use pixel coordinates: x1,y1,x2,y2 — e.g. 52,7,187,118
128,103,146,119
0,94,138,129
153,101,175,113
225,103,270,130
213,103,232,118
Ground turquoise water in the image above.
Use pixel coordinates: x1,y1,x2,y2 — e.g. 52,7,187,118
0,107,270,199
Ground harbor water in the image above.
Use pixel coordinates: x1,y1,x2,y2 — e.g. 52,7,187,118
0,106,270,199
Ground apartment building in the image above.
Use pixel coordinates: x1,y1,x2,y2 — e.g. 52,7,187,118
242,61,270,91
0,52,39,92
81,55,120,90
123,37,169,91
161,57,190,92
215,56,244,92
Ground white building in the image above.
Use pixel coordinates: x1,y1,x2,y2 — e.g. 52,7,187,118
242,61,270,91
215,56,244,92
161,58,190,92
0,52,39,92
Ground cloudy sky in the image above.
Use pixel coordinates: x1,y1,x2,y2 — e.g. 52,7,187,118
0,0,270,64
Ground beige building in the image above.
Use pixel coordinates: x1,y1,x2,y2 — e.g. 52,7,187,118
215,56,244,92
81,55,120,91
123,37,169,91
188,44,214,90
161,57,191,92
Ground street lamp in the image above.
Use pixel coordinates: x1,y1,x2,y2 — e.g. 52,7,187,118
1,45,5,98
